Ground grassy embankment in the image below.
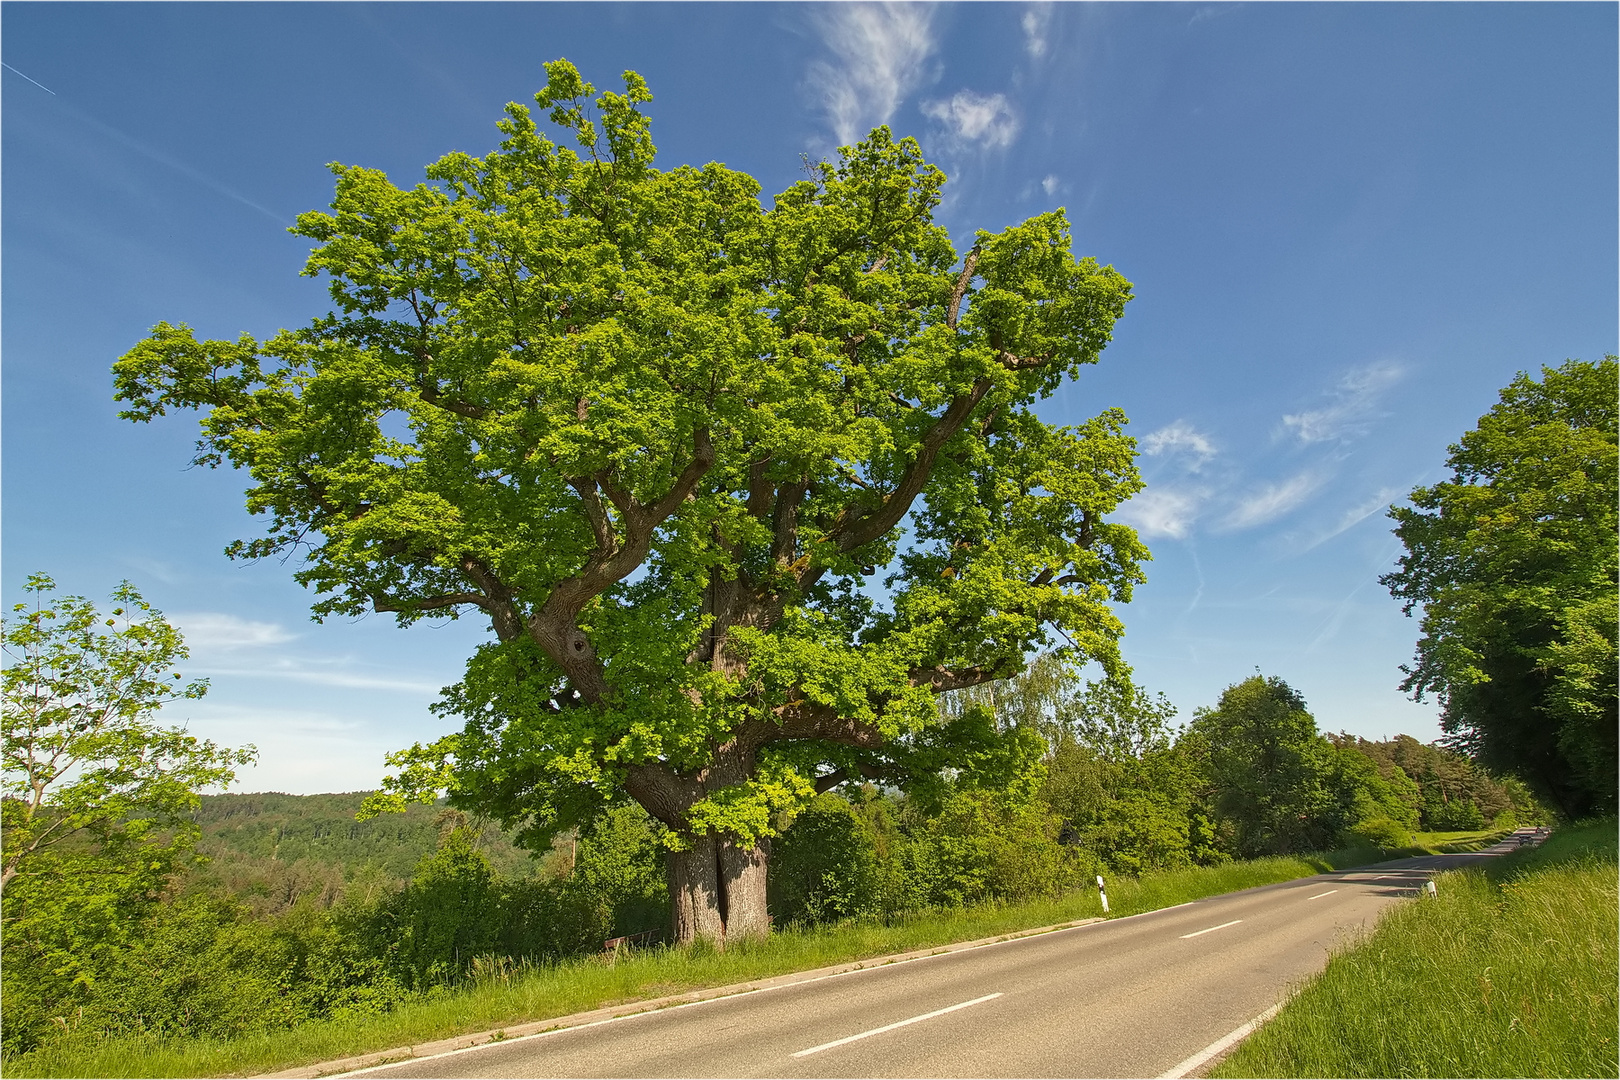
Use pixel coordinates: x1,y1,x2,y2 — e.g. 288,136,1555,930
9,836,1499,1079
1214,818,1618,1079
1411,827,1512,851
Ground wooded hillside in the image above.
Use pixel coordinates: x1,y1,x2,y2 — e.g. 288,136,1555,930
188,793,548,912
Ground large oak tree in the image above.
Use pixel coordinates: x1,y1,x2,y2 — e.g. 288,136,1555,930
114,63,1147,943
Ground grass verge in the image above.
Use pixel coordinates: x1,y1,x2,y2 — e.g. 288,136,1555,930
1212,819,1618,1079
7,843,1413,1079
1412,827,1513,852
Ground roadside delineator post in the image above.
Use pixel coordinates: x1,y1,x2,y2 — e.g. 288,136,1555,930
1424,880,1438,898
1097,874,1109,914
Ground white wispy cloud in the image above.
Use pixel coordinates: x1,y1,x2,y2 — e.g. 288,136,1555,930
174,612,297,651
808,3,938,147
193,660,444,696
171,702,404,794
119,556,187,586
1282,361,1404,444
173,611,443,695
1117,486,1207,540
1022,3,1053,59
921,90,1020,151
1140,420,1217,470
1220,472,1324,531
1041,174,1060,196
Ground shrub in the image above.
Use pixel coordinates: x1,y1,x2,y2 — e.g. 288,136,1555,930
1430,797,1486,831
769,793,881,925
1344,816,1413,850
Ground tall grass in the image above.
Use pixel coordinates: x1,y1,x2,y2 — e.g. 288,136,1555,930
1214,819,1619,1079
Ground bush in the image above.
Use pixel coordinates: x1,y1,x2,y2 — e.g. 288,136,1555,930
1080,790,1192,875
769,793,881,925
570,804,668,939
370,826,501,988
0,807,680,1058
1430,797,1486,831
895,788,1084,909
0,887,409,1057
1344,817,1413,850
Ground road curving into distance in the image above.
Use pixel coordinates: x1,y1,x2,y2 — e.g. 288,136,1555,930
329,832,1537,1080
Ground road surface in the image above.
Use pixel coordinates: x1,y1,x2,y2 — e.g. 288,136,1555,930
342,836,1532,1079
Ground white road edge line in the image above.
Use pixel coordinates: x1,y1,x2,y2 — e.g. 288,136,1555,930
1306,889,1338,900
1179,918,1242,939
791,993,1003,1058
1156,1003,1282,1079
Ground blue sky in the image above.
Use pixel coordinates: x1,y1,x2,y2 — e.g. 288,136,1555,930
3,2,1614,794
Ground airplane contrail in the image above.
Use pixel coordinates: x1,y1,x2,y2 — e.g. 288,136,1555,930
2,61,57,95
6,57,288,226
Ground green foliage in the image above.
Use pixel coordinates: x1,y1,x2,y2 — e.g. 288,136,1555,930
111,61,1144,929
1384,358,1618,817
0,883,408,1057
1042,734,1208,874
1046,675,1212,873
893,785,1080,908
1,575,255,1051
0,802,670,1058
377,822,501,987
768,792,882,924
1188,676,1338,856
360,807,668,989
946,659,1210,875
1343,816,1412,850
1068,673,1180,760
1187,675,1446,858
944,661,1460,875
566,803,668,937
1339,732,1542,829
768,782,1086,927
1322,741,1420,832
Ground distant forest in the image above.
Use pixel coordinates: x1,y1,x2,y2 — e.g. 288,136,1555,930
188,792,550,913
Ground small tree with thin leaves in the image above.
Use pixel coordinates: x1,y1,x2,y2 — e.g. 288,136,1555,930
1,574,256,994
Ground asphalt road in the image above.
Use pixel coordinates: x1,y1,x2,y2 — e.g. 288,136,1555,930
346,835,1534,1079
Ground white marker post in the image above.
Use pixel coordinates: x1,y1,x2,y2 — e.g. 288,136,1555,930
1424,880,1437,898
1097,875,1109,914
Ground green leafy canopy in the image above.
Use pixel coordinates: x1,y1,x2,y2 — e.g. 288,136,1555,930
1382,358,1618,817
113,61,1146,851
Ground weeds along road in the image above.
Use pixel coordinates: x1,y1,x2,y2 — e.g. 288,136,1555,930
341,837,1533,1080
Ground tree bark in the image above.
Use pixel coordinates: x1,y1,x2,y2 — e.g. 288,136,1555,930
667,839,726,945
718,837,771,941
665,833,771,946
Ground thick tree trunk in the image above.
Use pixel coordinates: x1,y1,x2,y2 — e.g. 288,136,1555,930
665,834,771,946
668,840,726,944
718,838,771,941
